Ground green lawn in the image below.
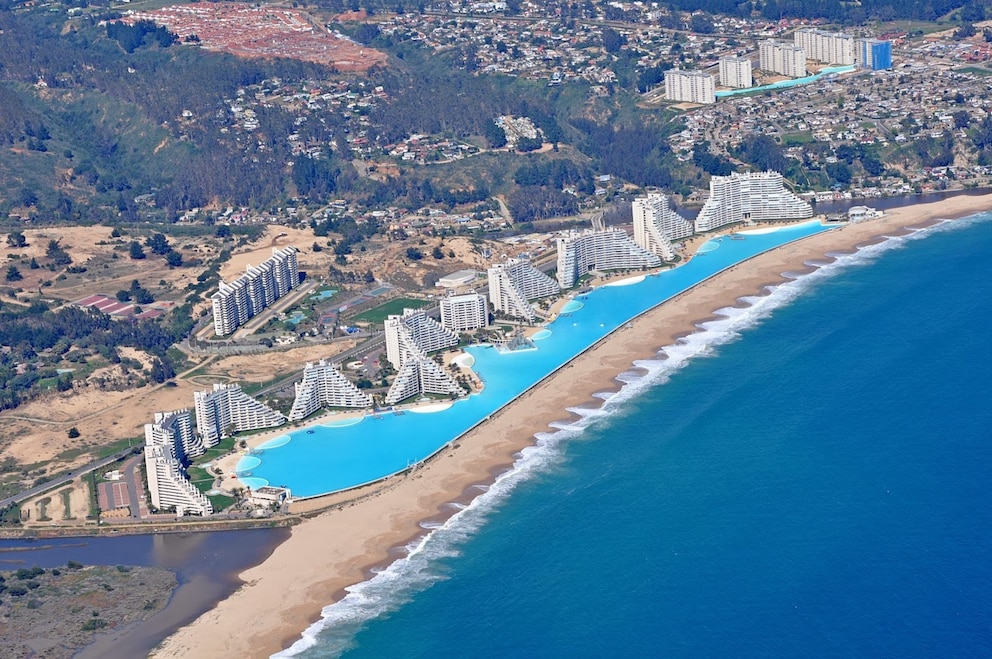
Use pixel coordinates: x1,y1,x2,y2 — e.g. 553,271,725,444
955,66,992,77
352,297,430,324
782,132,816,146
187,464,235,512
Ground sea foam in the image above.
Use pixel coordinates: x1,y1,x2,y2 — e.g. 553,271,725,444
274,214,984,658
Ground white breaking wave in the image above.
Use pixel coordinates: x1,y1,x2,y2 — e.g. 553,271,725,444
274,214,986,658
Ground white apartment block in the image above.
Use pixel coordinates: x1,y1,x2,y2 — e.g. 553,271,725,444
664,69,715,104
556,228,662,289
632,193,695,261
193,383,286,447
145,409,202,462
488,258,560,323
440,292,489,332
144,444,213,516
384,308,459,369
211,246,299,336
143,409,212,516
385,356,465,406
759,40,807,78
794,28,854,65
288,359,373,421
719,56,753,89
695,171,814,232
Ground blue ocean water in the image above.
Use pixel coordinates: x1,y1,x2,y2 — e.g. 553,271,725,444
286,215,992,658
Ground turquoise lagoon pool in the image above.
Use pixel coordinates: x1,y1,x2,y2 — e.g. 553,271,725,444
716,65,856,98
310,289,337,301
237,221,833,497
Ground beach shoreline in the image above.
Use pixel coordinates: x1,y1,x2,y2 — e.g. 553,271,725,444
152,193,992,659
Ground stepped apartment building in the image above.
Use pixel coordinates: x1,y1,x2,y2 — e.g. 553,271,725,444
193,383,286,447
384,308,459,369
440,292,490,332
144,410,212,516
794,28,855,65
632,193,695,261
695,171,813,232
288,359,373,421
719,56,753,89
384,355,465,406
856,38,892,70
664,69,715,104
211,246,299,336
487,259,560,324
556,228,662,289
759,40,807,78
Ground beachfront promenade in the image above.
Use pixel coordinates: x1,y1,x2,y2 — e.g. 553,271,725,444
235,220,836,500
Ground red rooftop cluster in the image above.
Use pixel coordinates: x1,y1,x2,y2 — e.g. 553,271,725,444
123,2,387,71
74,294,170,320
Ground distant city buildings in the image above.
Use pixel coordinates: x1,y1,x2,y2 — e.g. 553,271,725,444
488,258,560,323
695,171,814,232
384,308,459,369
556,228,662,288
193,383,286,447
719,56,753,89
288,360,373,421
632,193,695,261
144,410,212,516
211,246,299,336
440,292,490,332
759,40,807,78
794,28,855,65
856,38,892,70
664,69,715,104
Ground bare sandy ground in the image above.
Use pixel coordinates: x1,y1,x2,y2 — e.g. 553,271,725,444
0,341,357,472
0,225,201,302
222,224,525,290
148,193,992,658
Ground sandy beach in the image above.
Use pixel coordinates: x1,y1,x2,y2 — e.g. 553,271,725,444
153,193,992,658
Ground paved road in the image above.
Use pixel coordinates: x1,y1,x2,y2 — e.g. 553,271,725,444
0,446,140,510
122,455,144,519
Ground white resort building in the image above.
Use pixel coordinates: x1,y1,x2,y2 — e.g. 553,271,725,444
794,28,855,65
695,171,814,232
211,246,300,336
664,69,715,104
385,355,465,406
487,258,560,323
556,228,661,288
288,359,373,421
143,410,212,516
384,308,459,370
719,56,753,89
193,383,286,447
440,292,489,332
632,193,695,261
759,40,807,78
145,408,202,461
383,309,463,405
